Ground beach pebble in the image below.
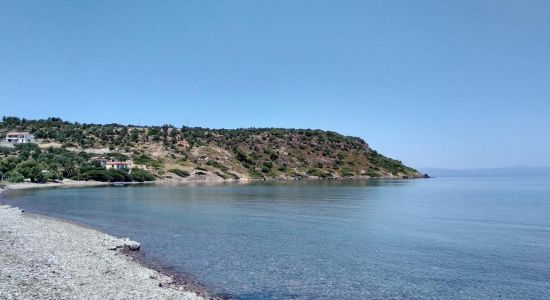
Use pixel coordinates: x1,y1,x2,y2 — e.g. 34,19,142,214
0,203,204,299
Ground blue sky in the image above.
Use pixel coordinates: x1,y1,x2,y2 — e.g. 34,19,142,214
1,1,549,169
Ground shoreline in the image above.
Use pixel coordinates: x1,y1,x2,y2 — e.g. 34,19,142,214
0,179,153,191
0,173,428,190
0,187,220,300
0,175,428,199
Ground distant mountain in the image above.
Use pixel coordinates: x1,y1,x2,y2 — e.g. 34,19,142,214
420,166,550,177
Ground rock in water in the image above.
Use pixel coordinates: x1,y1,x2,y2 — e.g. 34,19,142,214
108,238,141,251
123,238,141,251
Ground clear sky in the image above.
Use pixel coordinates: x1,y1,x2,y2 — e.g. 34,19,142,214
1,1,549,169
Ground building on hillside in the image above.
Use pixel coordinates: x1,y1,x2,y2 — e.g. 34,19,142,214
105,161,132,170
5,132,34,144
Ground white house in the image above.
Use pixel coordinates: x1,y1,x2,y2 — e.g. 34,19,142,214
105,161,132,170
5,132,35,144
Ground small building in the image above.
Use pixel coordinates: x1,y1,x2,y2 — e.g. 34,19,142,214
105,161,132,170
5,132,34,144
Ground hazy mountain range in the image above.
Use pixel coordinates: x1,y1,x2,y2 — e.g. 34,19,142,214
420,166,550,177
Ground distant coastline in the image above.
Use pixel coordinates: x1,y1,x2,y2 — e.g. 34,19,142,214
420,166,550,177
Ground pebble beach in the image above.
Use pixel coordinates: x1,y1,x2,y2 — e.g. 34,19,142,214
0,186,207,300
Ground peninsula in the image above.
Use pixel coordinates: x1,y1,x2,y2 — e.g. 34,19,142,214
0,116,423,185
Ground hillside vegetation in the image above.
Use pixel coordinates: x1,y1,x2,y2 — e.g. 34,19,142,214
0,117,423,183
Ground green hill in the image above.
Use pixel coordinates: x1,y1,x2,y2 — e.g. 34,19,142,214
0,116,423,183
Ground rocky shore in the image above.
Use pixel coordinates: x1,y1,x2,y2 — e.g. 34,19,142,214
0,198,206,299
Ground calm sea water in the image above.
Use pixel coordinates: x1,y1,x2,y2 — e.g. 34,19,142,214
2,177,550,299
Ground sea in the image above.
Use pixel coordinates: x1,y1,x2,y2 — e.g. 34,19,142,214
2,177,549,299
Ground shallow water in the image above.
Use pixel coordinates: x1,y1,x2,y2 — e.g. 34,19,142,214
3,177,550,299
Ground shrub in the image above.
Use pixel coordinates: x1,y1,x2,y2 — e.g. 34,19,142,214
77,170,110,181
306,168,333,179
307,168,324,177
234,149,253,165
130,169,156,182
133,154,162,168
227,172,240,179
365,170,379,177
0,146,14,155
206,160,229,172
43,170,63,181
340,167,355,177
215,171,229,179
248,168,263,179
77,169,132,182
168,168,190,177
61,142,77,148
107,169,132,182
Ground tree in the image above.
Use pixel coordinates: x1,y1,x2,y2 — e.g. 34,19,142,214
0,157,21,174
43,169,63,181
62,164,79,178
15,161,43,182
6,171,24,183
